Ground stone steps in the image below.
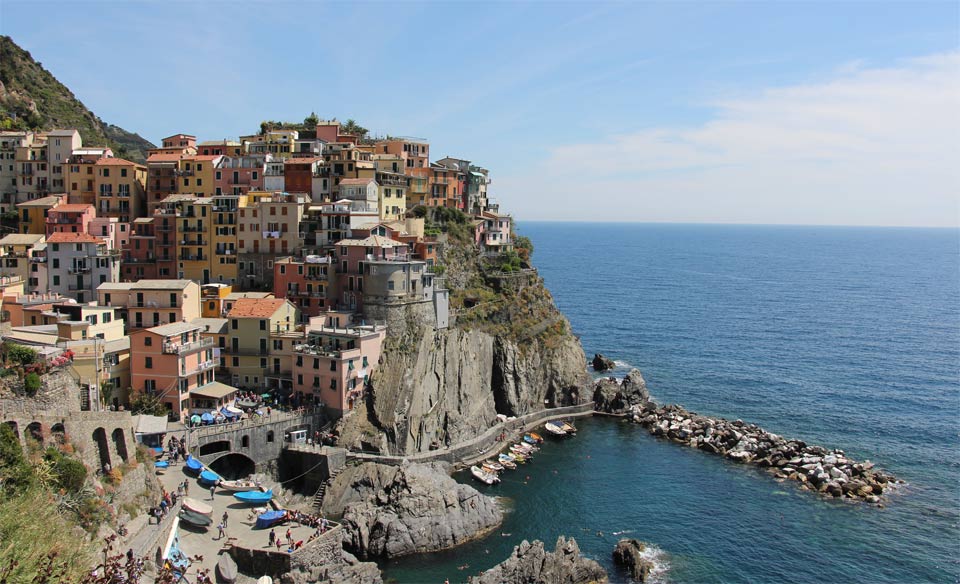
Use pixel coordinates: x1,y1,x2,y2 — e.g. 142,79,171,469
312,468,342,511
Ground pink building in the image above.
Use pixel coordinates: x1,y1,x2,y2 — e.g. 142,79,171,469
474,211,512,252
333,235,408,311
291,316,386,415
214,156,266,196
129,321,220,421
122,218,159,281
272,255,331,320
44,203,95,236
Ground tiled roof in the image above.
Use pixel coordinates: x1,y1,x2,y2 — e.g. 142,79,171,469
334,235,405,247
338,178,374,186
224,292,272,300
227,298,287,319
52,204,94,212
95,157,140,167
185,155,222,161
17,195,64,208
46,232,102,244
147,153,184,163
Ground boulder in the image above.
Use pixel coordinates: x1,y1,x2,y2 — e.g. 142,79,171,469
471,537,608,584
592,353,616,372
593,368,650,414
612,539,655,582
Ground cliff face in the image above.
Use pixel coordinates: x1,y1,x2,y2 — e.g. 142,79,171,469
338,239,589,455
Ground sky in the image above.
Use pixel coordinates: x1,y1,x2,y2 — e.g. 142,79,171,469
2,1,958,226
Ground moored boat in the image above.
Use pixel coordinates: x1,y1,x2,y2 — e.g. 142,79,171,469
470,465,499,485
181,497,213,517
497,454,518,469
523,434,539,444
544,422,567,436
510,444,533,458
218,479,260,492
561,421,577,434
184,455,202,474
482,459,504,473
217,554,238,584
233,489,273,504
505,451,526,463
528,432,544,442
198,470,221,486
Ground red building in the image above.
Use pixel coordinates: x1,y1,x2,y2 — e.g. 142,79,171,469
283,157,323,197
122,217,159,281
272,255,332,320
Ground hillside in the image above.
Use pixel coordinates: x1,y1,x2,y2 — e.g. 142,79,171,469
0,35,154,162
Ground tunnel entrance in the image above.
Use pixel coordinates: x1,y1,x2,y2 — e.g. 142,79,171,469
207,453,256,480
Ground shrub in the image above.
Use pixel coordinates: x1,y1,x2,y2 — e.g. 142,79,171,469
6,343,37,367
23,372,41,396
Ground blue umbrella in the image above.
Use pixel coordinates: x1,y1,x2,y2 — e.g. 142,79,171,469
200,412,215,424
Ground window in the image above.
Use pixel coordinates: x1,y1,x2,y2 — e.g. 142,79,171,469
330,379,337,390
145,357,153,369
273,339,282,350
120,168,127,178
260,358,267,368
53,275,60,285
232,357,239,367
259,320,266,330
232,319,238,330
144,336,152,346
102,168,110,177
330,360,336,372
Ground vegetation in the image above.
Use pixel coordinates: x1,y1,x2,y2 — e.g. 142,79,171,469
258,113,369,140
0,36,154,162
129,388,167,417
23,372,40,396
412,205,474,243
4,342,37,367
514,234,534,262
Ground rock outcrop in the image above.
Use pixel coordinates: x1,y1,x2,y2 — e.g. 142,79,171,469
592,353,615,372
630,401,901,504
612,539,655,582
593,368,650,414
282,549,383,584
470,537,607,584
328,462,502,559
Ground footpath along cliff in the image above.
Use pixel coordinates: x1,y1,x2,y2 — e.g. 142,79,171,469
338,228,589,455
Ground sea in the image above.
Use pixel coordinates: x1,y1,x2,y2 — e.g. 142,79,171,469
381,223,960,584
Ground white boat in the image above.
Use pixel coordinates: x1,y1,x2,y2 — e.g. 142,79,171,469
497,454,517,470
181,497,213,517
218,479,260,492
544,422,568,436
482,460,504,473
510,444,533,458
470,465,500,485
257,578,273,584
514,442,536,453
561,421,578,434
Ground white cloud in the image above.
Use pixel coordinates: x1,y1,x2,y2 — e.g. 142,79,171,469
498,52,960,227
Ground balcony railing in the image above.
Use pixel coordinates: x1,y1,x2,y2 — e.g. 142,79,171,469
181,359,216,377
68,265,90,274
162,337,213,355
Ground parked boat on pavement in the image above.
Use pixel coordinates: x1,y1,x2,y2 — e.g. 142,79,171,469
233,490,274,504
218,479,260,492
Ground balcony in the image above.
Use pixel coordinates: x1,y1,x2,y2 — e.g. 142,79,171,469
155,223,176,232
181,239,207,247
181,225,208,233
96,249,121,257
154,209,181,218
68,265,90,274
29,256,47,263
181,359,216,377
215,248,234,255
134,301,178,308
122,256,156,264
179,254,206,262
162,337,213,355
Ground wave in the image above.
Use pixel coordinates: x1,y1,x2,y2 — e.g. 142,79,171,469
638,543,671,583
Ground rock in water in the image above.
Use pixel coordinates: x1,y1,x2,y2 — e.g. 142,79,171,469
333,462,502,559
592,353,616,372
593,368,650,413
471,537,608,584
613,539,655,582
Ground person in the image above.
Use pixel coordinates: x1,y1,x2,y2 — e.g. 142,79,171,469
221,511,228,528
268,529,276,547
216,522,225,541
276,539,283,552
126,548,134,563
285,528,292,545
183,480,189,496
210,484,216,500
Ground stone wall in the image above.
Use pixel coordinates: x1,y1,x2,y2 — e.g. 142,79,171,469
362,297,436,339
230,526,343,578
192,411,326,471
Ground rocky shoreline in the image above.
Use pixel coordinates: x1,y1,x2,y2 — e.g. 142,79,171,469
469,537,608,584
594,369,902,505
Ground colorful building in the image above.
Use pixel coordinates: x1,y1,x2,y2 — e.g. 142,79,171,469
93,158,147,223
44,203,94,237
45,232,120,303
272,255,331,319
96,279,201,331
220,297,299,389
17,194,67,235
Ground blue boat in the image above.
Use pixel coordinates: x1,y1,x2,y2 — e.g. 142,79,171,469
254,509,286,529
152,446,164,458
154,460,169,469
198,470,220,486
523,434,538,444
233,490,273,504
184,455,202,474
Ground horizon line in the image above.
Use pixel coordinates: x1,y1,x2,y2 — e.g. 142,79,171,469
511,218,959,230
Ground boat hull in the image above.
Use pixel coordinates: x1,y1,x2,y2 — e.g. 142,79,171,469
219,480,259,493
233,490,273,504
217,554,238,584
179,508,213,527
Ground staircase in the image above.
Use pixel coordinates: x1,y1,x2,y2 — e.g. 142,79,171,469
312,468,342,511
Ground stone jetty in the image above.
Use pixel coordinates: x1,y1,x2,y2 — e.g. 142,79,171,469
594,369,901,504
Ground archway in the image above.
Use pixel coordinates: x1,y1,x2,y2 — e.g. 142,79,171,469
198,440,230,457
207,452,256,480
26,422,43,444
50,423,66,445
92,428,111,471
112,428,129,462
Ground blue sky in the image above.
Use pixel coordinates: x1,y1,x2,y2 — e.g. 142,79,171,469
2,1,958,226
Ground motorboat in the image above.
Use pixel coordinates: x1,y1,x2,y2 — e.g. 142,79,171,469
181,497,213,517
482,460,504,473
523,434,539,445
561,421,578,434
254,510,287,529
497,454,517,470
504,451,526,464
233,490,273,504
513,442,536,453
510,444,533,458
218,479,260,492
184,455,202,474
154,461,169,473
178,508,213,527
544,422,568,436
470,465,500,485
528,432,544,443
198,470,221,486
217,554,238,584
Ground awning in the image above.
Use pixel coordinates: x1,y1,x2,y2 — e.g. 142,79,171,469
190,381,238,400
134,415,169,435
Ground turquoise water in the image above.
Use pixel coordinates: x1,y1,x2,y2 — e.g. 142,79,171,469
383,223,960,583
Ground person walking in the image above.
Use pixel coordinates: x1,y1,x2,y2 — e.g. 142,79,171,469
216,522,225,541
209,484,216,500
221,511,228,528
183,480,189,496
268,528,276,548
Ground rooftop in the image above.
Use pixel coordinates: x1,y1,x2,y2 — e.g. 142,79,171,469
227,298,288,319
46,232,102,244
190,317,229,335
224,292,272,301
334,235,405,248
145,321,203,337
338,178,375,186
190,381,238,400
0,234,45,246
146,153,184,163
95,157,141,167
16,195,64,208
130,279,196,290
52,204,94,213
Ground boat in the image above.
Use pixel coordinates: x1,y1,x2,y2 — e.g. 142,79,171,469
254,510,287,529
510,444,532,456
178,508,213,527
504,451,526,464
233,490,273,504
470,466,499,485
184,455,202,474
217,554,238,584
198,470,221,486
522,434,539,445
257,577,273,584
544,422,567,436
226,405,244,417
513,442,535,453
154,461,169,473
561,421,578,434
218,479,260,492
181,498,213,517
528,432,544,442
482,459,504,473
497,454,517,469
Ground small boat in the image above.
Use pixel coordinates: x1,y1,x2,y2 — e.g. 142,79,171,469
199,470,221,486
497,454,517,470
184,455,203,474
182,497,213,517
510,444,532,456
504,451,526,464
528,432,544,442
523,434,539,445
217,554,238,584
178,508,213,527
513,442,535,453
257,577,273,584
218,479,260,492
544,422,567,436
154,461,169,473
470,466,499,485
561,421,577,434
233,490,273,504
482,460,504,473
254,510,287,529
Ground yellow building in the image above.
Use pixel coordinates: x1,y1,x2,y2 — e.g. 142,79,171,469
65,147,113,205
376,172,408,222
177,155,221,197
211,193,243,284
200,283,233,317
240,129,298,159
0,234,45,292
221,297,299,389
93,158,147,223
17,194,66,235
176,196,214,282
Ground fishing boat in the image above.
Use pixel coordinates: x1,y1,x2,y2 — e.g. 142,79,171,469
218,478,260,492
182,498,213,517
184,455,203,474
515,442,536,453
544,422,567,436
561,421,577,434
497,454,518,470
470,466,499,485
254,510,287,529
482,459,504,473
178,508,213,527
510,444,532,458
503,451,526,464
217,554,238,584
233,489,273,504
198,470,221,486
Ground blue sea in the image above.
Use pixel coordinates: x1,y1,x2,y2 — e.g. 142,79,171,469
383,223,960,583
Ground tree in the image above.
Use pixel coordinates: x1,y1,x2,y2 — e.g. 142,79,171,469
341,119,369,139
5,342,37,366
23,372,40,396
303,111,319,128
0,423,33,498
514,235,534,262
129,389,167,417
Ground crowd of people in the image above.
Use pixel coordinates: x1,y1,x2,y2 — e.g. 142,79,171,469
149,487,180,525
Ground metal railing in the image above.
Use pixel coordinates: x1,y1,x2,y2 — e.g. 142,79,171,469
162,337,213,355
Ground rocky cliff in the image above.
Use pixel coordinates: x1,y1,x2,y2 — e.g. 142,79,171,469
338,237,590,455
470,537,608,584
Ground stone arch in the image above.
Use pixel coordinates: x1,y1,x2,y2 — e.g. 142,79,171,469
241,435,250,448
26,422,43,444
266,430,275,442
92,427,111,471
198,440,230,457
50,423,66,445
112,428,129,462
4,421,19,443
207,452,256,480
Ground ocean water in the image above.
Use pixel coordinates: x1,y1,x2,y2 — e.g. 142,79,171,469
383,223,960,583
